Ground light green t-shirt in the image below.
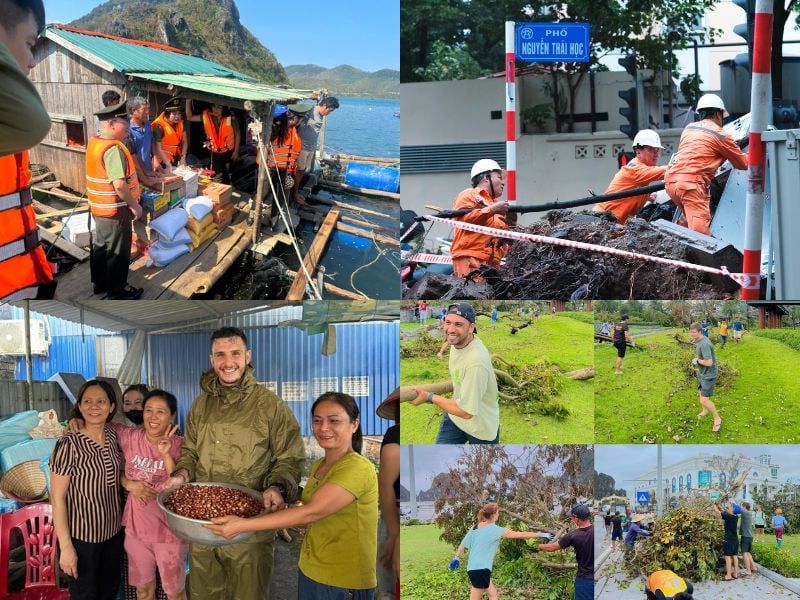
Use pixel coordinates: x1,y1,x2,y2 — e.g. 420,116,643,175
448,336,500,441
98,132,126,182
299,452,378,589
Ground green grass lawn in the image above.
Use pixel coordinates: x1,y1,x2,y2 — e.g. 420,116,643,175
595,329,800,443
401,523,575,599
401,314,594,444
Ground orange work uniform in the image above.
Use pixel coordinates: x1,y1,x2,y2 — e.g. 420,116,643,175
664,119,747,235
450,187,510,277
593,159,667,224
0,151,54,301
151,113,185,163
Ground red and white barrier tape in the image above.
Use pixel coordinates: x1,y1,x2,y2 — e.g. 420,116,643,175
402,252,453,265
422,215,749,286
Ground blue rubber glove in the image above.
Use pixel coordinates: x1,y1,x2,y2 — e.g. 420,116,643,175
449,557,460,572
540,532,555,541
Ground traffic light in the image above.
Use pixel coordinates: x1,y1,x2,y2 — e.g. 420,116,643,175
732,0,755,70
618,54,638,140
619,88,638,140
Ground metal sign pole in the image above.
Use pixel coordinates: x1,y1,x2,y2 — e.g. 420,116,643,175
741,0,774,299
505,21,517,205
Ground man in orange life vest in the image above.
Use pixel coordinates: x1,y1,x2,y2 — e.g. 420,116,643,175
0,0,56,301
593,129,667,224
185,100,240,184
450,159,516,279
152,97,188,174
85,103,144,300
664,94,747,236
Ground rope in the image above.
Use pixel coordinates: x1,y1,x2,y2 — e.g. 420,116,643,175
423,215,752,287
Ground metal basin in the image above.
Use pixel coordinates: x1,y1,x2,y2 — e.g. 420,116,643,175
157,482,263,546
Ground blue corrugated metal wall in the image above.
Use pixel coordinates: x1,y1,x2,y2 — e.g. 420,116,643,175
6,306,113,381
148,321,399,436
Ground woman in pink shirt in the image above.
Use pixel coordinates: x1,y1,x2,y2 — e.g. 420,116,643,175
116,390,187,600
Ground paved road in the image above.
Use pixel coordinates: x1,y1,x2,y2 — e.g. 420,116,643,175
594,540,799,599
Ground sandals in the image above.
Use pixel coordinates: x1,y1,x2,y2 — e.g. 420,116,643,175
712,419,723,433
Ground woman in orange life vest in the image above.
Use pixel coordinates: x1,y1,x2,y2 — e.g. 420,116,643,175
255,104,306,227
151,97,188,175
0,0,55,301
185,100,240,184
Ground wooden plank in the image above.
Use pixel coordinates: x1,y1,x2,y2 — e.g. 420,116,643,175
300,203,394,236
286,209,340,301
285,270,365,300
38,227,89,261
160,215,253,299
308,195,389,219
31,186,84,203
319,180,400,200
335,222,398,247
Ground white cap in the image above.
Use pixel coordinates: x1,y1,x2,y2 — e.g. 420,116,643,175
696,93,729,117
632,129,664,149
470,159,502,180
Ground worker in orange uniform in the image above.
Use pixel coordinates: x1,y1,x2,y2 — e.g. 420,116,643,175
593,130,667,224
152,97,188,174
85,103,143,300
450,159,516,278
664,94,747,236
185,100,240,184
0,0,56,301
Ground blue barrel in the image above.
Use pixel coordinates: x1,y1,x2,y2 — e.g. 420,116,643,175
344,162,400,193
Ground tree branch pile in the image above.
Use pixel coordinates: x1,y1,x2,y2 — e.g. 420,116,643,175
405,211,734,300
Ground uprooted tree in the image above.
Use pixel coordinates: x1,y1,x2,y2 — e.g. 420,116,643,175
627,456,750,581
432,445,593,569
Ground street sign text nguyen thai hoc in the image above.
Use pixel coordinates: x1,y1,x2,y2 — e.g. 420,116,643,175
515,22,590,63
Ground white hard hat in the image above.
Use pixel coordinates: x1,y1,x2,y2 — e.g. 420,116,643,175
632,129,664,149
470,159,502,180
696,93,729,116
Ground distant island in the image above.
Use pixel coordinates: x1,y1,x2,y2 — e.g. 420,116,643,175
286,64,399,99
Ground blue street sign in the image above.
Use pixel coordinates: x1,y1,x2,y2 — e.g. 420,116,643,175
516,23,590,63
636,491,650,504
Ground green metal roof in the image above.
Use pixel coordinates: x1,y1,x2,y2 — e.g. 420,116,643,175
128,73,311,102
45,25,253,80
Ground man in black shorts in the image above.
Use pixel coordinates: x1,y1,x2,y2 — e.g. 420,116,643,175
613,315,633,375
713,502,740,580
604,511,612,539
538,505,594,600
611,511,624,552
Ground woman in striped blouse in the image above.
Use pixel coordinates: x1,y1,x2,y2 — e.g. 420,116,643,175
50,379,124,600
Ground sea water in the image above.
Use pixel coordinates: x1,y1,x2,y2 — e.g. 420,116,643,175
322,96,400,159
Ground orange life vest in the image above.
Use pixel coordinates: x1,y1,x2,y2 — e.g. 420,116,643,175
201,110,235,154
266,127,302,172
0,151,54,301
85,136,140,218
151,113,185,162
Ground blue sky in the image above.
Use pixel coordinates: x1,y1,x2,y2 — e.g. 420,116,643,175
44,0,399,71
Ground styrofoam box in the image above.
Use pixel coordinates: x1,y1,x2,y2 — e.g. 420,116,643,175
61,213,96,247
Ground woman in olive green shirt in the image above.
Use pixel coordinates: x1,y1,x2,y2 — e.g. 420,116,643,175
207,392,378,599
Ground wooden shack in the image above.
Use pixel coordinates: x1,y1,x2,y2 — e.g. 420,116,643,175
29,24,311,193
749,302,788,329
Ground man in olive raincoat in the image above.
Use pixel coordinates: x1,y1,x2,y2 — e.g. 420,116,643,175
166,326,306,600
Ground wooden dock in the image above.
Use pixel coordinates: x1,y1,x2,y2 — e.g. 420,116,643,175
53,191,289,300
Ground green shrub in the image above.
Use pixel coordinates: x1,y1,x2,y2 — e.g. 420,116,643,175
753,329,800,352
404,518,423,526
560,311,594,324
752,544,800,578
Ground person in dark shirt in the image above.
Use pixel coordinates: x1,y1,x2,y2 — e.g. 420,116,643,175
713,502,740,580
376,391,400,599
538,504,594,600
604,511,612,538
611,511,624,552
613,315,633,375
